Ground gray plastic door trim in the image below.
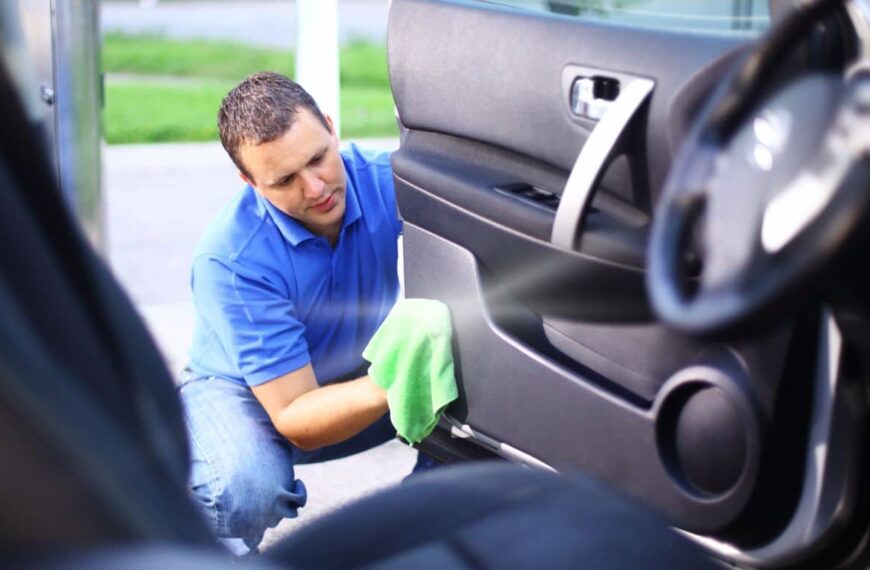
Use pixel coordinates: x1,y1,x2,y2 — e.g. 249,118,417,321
551,69,654,250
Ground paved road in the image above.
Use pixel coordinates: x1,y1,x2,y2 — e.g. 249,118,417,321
103,138,414,547
101,0,390,47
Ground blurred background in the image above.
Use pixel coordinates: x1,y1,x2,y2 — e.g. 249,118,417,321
101,0,396,144
99,0,399,376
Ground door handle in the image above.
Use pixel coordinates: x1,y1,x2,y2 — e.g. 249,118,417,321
571,75,621,120
551,73,654,251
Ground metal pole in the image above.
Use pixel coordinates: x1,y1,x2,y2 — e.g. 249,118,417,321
296,0,341,135
9,1,54,142
52,0,104,251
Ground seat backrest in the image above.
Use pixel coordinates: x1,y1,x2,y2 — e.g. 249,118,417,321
0,55,213,547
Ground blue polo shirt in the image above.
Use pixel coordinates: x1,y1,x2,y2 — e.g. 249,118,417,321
187,145,401,387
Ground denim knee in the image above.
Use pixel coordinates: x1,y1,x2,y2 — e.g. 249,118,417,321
180,376,307,552
206,445,307,543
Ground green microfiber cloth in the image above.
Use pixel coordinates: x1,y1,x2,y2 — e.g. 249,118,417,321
362,299,458,444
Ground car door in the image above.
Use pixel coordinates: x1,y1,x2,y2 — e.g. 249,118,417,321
387,0,846,553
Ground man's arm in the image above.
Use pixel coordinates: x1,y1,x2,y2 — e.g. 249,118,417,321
251,364,388,451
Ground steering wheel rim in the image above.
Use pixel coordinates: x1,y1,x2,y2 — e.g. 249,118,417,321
647,0,870,336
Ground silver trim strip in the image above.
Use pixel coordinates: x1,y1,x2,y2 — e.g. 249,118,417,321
445,415,557,472
551,75,654,250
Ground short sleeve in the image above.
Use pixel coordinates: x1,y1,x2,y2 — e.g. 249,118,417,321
191,255,310,386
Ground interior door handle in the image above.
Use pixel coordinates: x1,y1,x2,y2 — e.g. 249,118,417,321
571,75,621,120
551,75,654,250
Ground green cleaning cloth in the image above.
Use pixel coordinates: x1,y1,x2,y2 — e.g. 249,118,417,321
362,298,458,444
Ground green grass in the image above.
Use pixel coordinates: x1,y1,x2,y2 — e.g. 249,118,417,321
103,33,295,82
339,41,390,87
339,86,397,139
104,80,231,144
104,79,398,144
102,34,397,143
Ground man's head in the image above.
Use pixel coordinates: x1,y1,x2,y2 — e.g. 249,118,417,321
219,72,347,241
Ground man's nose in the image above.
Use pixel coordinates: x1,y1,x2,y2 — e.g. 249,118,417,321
299,169,326,200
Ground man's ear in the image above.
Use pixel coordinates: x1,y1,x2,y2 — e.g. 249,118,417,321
239,171,255,188
324,114,339,142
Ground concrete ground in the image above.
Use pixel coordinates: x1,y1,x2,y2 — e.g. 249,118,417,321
103,138,417,547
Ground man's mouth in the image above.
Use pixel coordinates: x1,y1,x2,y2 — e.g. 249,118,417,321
311,193,337,213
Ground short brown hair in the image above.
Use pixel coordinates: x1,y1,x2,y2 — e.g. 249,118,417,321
218,71,329,180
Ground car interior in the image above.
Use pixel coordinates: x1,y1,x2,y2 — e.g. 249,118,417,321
394,0,870,567
2,0,870,568
0,8,714,565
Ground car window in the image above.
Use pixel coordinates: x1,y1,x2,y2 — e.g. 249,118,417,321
479,1,770,36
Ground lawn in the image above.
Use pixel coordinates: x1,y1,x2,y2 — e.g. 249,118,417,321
102,34,397,144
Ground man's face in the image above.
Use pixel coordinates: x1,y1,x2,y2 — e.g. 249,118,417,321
238,109,346,240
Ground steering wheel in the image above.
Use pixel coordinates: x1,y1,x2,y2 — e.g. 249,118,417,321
647,0,870,336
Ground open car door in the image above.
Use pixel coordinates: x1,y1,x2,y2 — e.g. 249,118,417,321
389,0,869,566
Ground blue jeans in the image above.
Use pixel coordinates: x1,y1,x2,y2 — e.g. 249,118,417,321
178,373,397,555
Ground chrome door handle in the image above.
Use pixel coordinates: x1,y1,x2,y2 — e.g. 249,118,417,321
571,76,620,120
551,74,654,251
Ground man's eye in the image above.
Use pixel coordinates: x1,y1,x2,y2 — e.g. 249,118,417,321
311,154,325,165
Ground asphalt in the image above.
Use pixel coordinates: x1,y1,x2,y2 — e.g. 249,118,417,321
103,138,416,547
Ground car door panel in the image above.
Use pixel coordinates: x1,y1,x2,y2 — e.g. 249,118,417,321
389,0,750,323
404,222,794,533
389,0,801,537
389,0,746,197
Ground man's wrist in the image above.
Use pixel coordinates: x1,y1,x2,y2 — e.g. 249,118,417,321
362,375,389,411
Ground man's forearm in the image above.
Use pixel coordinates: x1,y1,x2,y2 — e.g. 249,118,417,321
274,375,388,451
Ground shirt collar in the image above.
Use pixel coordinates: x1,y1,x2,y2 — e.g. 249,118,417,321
342,159,362,230
254,188,315,246
253,156,362,248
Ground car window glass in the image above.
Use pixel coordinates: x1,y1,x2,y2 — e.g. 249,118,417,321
479,1,770,35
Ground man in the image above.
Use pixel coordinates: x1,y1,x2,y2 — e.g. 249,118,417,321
179,72,414,555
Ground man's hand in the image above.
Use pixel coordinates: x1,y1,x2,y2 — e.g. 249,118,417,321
251,364,388,451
